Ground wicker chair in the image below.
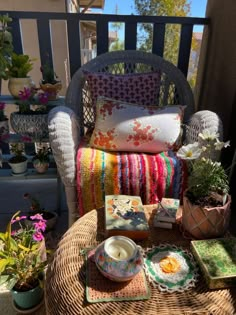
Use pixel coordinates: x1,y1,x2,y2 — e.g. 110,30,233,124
48,50,223,226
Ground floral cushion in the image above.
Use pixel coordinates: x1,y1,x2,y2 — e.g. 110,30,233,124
83,70,161,109
89,97,185,154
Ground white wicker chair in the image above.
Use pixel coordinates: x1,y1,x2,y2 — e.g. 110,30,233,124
48,50,223,226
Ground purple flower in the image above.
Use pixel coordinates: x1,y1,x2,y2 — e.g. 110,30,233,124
11,215,27,224
32,231,44,242
18,87,31,101
38,92,48,105
33,220,47,232
0,102,5,110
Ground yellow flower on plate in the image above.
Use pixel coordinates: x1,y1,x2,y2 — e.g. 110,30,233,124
159,256,181,273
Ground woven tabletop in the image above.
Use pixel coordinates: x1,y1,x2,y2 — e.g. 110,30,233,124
45,205,236,315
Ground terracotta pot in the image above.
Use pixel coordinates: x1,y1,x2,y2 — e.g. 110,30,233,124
8,77,35,98
33,161,49,174
182,193,231,239
10,112,49,140
40,81,62,100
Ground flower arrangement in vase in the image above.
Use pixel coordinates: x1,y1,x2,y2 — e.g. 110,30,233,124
0,102,9,139
0,211,47,310
177,129,231,239
10,87,50,140
23,193,58,231
6,52,35,98
39,62,62,100
32,146,51,174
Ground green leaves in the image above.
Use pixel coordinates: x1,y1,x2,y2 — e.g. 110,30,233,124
7,52,34,78
188,158,229,201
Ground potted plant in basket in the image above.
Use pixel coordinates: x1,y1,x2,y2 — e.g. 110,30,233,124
6,52,36,98
0,102,9,139
0,211,47,310
177,129,231,239
8,137,31,175
0,14,13,80
10,86,50,140
40,62,62,100
23,193,58,231
32,146,51,174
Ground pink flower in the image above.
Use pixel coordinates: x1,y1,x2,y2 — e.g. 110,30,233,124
33,220,47,232
38,92,48,105
11,230,17,236
32,231,44,242
30,214,45,221
18,87,31,101
0,102,5,110
11,215,27,224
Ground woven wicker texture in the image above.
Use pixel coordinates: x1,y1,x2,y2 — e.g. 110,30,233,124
45,205,236,315
66,50,195,128
86,254,150,303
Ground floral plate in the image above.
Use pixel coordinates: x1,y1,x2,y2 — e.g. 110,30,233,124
144,244,199,292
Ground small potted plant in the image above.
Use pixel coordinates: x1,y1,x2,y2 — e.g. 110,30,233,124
39,63,62,100
23,192,58,231
177,129,231,239
0,14,13,80
10,87,50,140
0,211,47,310
7,52,35,98
32,146,51,173
0,102,9,139
8,137,31,175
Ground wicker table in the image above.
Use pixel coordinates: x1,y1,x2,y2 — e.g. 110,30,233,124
45,205,236,315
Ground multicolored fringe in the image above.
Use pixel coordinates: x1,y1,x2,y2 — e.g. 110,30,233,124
77,140,187,216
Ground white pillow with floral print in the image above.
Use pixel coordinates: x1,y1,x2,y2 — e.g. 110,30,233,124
89,97,185,153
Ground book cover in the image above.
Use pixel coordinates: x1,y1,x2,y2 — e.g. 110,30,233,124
105,195,149,240
191,238,236,289
154,198,180,223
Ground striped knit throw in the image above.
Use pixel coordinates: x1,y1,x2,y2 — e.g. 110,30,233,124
76,139,187,216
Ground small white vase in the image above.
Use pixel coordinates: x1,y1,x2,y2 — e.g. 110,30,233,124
8,77,35,98
8,158,28,175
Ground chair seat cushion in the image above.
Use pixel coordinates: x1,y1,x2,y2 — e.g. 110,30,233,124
76,139,187,216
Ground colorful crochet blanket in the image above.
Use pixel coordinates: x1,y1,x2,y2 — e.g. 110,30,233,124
76,140,187,216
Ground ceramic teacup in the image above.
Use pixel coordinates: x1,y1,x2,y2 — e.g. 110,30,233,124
94,235,143,282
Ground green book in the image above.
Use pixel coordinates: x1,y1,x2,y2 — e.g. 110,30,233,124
105,195,149,240
191,237,236,289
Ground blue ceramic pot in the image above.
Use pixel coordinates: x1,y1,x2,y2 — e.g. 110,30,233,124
11,284,44,309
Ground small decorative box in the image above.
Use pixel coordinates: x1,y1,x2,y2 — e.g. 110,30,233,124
191,238,236,289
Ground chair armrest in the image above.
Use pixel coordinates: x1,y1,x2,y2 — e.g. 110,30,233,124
48,106,80,186
186,110,223,143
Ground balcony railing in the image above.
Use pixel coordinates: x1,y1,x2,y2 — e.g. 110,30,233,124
0,11,208,86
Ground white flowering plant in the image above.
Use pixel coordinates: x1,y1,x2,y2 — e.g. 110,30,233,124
176,129,230,207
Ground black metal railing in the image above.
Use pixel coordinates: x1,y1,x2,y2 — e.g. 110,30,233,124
0,11,208,83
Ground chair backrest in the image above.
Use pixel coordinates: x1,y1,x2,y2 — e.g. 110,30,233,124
65,50,195,134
